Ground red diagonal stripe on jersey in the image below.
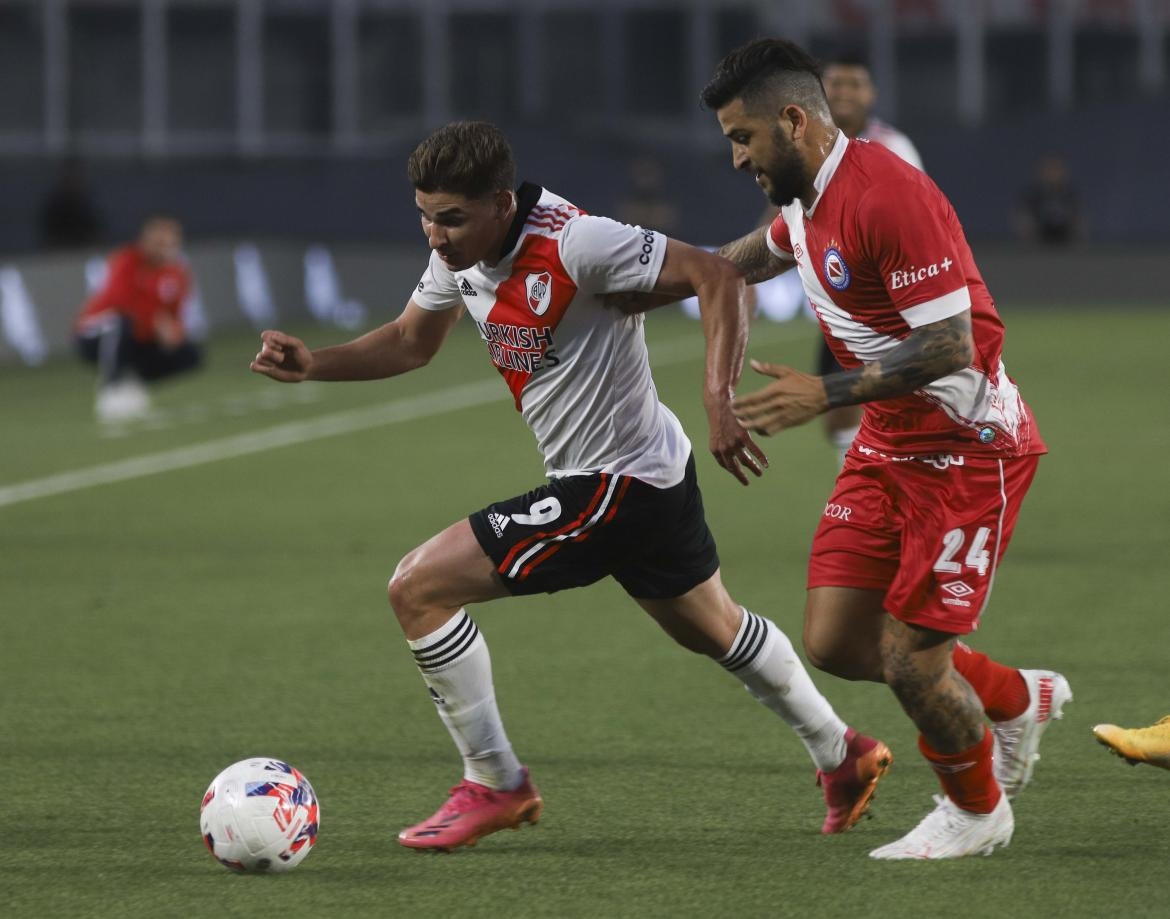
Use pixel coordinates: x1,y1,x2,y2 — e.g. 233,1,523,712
499,474,610,573
487,233,578,410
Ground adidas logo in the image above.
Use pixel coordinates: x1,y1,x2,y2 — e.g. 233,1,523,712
488,512,510,538
459,278,477,297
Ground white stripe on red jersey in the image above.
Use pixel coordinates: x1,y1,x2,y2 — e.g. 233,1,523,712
412,183,691,488
766,133,1044,458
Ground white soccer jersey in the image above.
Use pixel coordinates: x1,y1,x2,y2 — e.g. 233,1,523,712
413,183,691,488
859,117,923,172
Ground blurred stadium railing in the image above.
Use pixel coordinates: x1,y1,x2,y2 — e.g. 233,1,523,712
0,1,1165,364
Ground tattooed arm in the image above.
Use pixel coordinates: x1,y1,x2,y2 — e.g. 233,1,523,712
732,311,974,435
823,311,974,408
716,226,793,285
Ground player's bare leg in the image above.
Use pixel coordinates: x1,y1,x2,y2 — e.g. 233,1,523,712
805,587,1070,799
388,519,542,851
869,618,1013,860
637,570,891,834
802,586,885,682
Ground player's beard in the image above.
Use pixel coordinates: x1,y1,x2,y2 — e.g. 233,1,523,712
761,125,809,207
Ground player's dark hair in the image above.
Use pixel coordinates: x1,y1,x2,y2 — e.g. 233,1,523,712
140,213,181,230
701,38,829,117
823,47,871,72
407,121,516,199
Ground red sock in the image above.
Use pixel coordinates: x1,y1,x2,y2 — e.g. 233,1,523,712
952,641,1029,721
918,729,1002,814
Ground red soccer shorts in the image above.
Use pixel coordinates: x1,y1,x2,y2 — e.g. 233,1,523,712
807,446,1041,634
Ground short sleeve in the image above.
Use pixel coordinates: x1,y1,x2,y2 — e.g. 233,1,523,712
859,180,970,328
412,250,463,311
883,134,924,172
557,215,667,293
765,214,796,260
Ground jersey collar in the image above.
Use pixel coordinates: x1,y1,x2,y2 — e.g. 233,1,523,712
803,130,849,218
495,181,544,264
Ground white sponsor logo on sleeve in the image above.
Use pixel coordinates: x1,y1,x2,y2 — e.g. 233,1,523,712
889,257,953,291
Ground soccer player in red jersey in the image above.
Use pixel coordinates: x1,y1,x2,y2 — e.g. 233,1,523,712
698,39,1071,858
252,121,891,851
75,215,201,422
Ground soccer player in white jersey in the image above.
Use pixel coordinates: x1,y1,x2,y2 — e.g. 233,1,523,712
250,121,890,851
696,40,1071,859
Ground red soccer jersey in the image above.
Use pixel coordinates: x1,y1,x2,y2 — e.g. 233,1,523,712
766,133,1044,458
76,246,190,343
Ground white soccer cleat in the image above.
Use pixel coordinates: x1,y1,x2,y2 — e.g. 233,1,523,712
95,380,152,423
869,794,1013,860
992,669,1072,798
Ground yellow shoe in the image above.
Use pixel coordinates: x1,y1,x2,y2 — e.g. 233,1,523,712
1093,717,1170,770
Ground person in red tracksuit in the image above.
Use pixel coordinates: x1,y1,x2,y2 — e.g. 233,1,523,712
75,215,202,421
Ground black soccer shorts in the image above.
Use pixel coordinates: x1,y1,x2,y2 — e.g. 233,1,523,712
468,453,719,600
816,337,847,377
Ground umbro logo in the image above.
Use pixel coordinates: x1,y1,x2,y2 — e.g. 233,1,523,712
488,512,510,537
459,278,477,297
942,581,976,598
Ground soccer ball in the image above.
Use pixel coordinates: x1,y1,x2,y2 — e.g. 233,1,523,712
200,758,320,873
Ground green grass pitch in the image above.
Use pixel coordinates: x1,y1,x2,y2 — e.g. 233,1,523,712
1,307,1168,917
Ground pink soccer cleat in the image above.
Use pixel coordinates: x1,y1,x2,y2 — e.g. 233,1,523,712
817,728,893,834
397,768,543,852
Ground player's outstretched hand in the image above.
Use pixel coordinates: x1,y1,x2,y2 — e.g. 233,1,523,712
733,360,829,435
707,402,769,486
250,329,312,383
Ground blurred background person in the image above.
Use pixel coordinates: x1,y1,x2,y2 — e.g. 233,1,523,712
1015,154,1084,245
822,49,922,172
74,215,202,423
38,156,104,250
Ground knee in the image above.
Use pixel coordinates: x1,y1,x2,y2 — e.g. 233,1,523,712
387,547,432,622
802,631,860,680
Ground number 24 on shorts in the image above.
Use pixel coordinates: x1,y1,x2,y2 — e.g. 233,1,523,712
933,527,992,577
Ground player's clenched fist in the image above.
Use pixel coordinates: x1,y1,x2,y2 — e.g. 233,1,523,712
250,329,313,383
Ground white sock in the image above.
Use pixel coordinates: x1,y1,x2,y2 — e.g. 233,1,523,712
720,608,848,772
831,424,861,469
407,609,524,791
